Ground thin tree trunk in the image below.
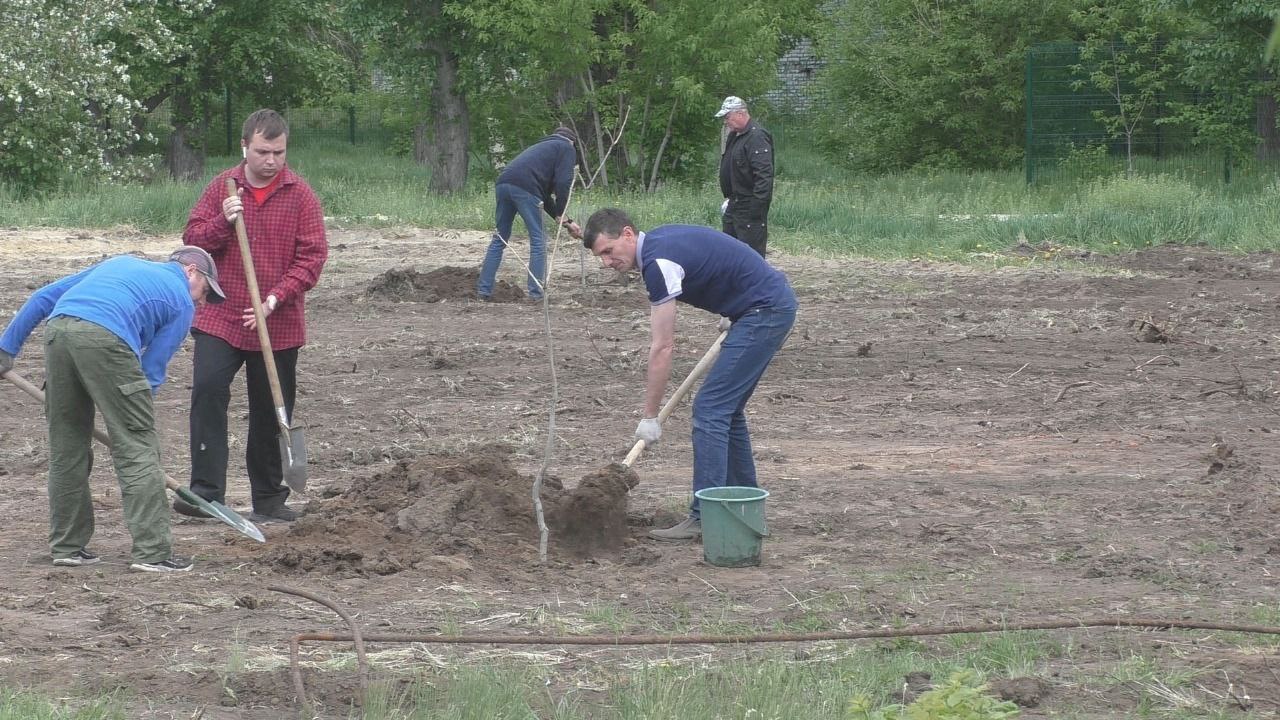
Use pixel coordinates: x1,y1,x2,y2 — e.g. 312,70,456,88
647,100,679,192
166,92,205,181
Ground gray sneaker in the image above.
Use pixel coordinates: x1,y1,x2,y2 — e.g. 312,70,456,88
648,516,701,541
52,549,101,567
130,556,193,573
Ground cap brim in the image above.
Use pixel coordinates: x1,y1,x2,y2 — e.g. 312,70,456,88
715,109,730,118
203,273,227,304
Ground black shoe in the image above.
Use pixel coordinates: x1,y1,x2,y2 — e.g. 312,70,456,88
52,549,101,567
130,556,193,573
173,496,212,519
250,505,301,523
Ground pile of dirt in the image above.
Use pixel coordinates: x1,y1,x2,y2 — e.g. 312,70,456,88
259,445,638,576
364,265,526,302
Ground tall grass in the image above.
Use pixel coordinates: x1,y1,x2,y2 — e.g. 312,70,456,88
1,139,1277,258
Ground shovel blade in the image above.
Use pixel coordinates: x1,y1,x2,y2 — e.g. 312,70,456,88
279,425,307,492
174,486,266,543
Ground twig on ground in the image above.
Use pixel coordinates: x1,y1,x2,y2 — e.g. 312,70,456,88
687,572,721,594
1007,362,1029,379
1054,381,1100,403
1131,354,1179,371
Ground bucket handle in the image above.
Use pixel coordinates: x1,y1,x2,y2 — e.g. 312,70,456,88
717,501,769,538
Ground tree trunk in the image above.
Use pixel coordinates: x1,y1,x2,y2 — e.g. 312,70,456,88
1255,94,1280,161
416,42,469,194
166,92,205,181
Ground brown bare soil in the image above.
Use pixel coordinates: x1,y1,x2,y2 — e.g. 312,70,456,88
1,225,1279,718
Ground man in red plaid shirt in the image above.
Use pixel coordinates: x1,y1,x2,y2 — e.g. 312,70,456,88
176,109,328,523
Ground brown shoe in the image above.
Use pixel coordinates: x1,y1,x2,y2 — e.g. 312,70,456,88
648,516,701,541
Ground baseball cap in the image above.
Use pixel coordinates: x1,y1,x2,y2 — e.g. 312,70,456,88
715,96,747,118
169,246,227,304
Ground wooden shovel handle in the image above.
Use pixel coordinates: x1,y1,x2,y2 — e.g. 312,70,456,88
224,178,290,423
621,329,729,467
3,369,181,493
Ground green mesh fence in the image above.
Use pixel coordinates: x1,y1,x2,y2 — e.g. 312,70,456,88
1025,42,1235,186
146,92,398,156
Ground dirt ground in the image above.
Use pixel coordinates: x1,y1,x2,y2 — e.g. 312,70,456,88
2,225,1280,718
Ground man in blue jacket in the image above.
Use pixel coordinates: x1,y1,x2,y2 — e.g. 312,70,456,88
477,127,582,301
0,247,226,572
581,208,798,540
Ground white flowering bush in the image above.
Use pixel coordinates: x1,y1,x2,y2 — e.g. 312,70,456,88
0,0,207,191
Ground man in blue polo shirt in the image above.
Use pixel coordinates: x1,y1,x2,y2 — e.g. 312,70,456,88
0,247,226,572
581,208,798,540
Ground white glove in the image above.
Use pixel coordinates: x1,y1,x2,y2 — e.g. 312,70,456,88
635,417,662,444
720,199,729,216
718,316,732,332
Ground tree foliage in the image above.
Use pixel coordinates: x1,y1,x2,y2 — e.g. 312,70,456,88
813,0,1083,171
0,0,206,191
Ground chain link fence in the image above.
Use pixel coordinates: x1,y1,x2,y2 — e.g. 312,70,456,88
1025,42,1279,187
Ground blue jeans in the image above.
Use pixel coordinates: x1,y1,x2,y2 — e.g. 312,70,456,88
477,183,547,299
689,303,797,518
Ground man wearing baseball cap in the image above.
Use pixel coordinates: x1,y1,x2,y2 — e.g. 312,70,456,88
0,247,224,573
716,95,774,257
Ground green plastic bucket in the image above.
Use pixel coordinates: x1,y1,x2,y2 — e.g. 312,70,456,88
694,486,770,567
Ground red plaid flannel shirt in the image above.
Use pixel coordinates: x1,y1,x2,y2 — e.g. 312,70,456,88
183,164,328,350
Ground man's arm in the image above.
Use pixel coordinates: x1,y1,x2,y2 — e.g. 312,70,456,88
140,306,196,392
748,131,774,211
0,269,88,357
266,186,328,305
642,301,678,417
544,147,576,219
182,175,236,251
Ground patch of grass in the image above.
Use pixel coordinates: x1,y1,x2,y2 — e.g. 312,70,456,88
3,145,1278,258
0,688,127,720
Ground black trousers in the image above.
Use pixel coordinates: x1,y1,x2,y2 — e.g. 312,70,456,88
722,211,768,257
188,330,298,511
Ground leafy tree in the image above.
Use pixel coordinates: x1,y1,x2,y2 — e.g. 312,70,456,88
813,0,1082,171
1071,2,1184,175
1162,0,1280,162
0,0,203,191
351,0,819,193
114,0,354,179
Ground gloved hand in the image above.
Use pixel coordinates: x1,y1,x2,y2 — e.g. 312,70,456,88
718,316,732,333
0,350,12,375
635,417,662,444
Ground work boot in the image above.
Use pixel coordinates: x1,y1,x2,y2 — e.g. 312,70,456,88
173,496,212,519
648,516,701,541
250,505,301,523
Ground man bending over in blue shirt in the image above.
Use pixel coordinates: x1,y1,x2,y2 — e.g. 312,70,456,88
0,247,225,572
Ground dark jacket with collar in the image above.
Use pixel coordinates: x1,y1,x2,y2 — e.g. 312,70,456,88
496,135,577,219
719,119,774,220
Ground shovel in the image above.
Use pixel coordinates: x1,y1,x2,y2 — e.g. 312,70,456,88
621,329,728,468
3,369,265,543
225,178,307,492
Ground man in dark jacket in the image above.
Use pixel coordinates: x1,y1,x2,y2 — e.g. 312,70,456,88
477,128,582,301
716,96,774,257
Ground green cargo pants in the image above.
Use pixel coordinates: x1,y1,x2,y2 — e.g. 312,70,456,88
44,316,173,564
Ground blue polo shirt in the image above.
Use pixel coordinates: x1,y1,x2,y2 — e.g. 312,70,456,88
637,225,796,319
0,256,195,391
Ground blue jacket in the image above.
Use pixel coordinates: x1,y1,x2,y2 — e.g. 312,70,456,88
0,256,195,391
496,135,577,219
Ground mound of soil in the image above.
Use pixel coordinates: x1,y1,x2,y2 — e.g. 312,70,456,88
364,265,525,302
260,446,638,576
